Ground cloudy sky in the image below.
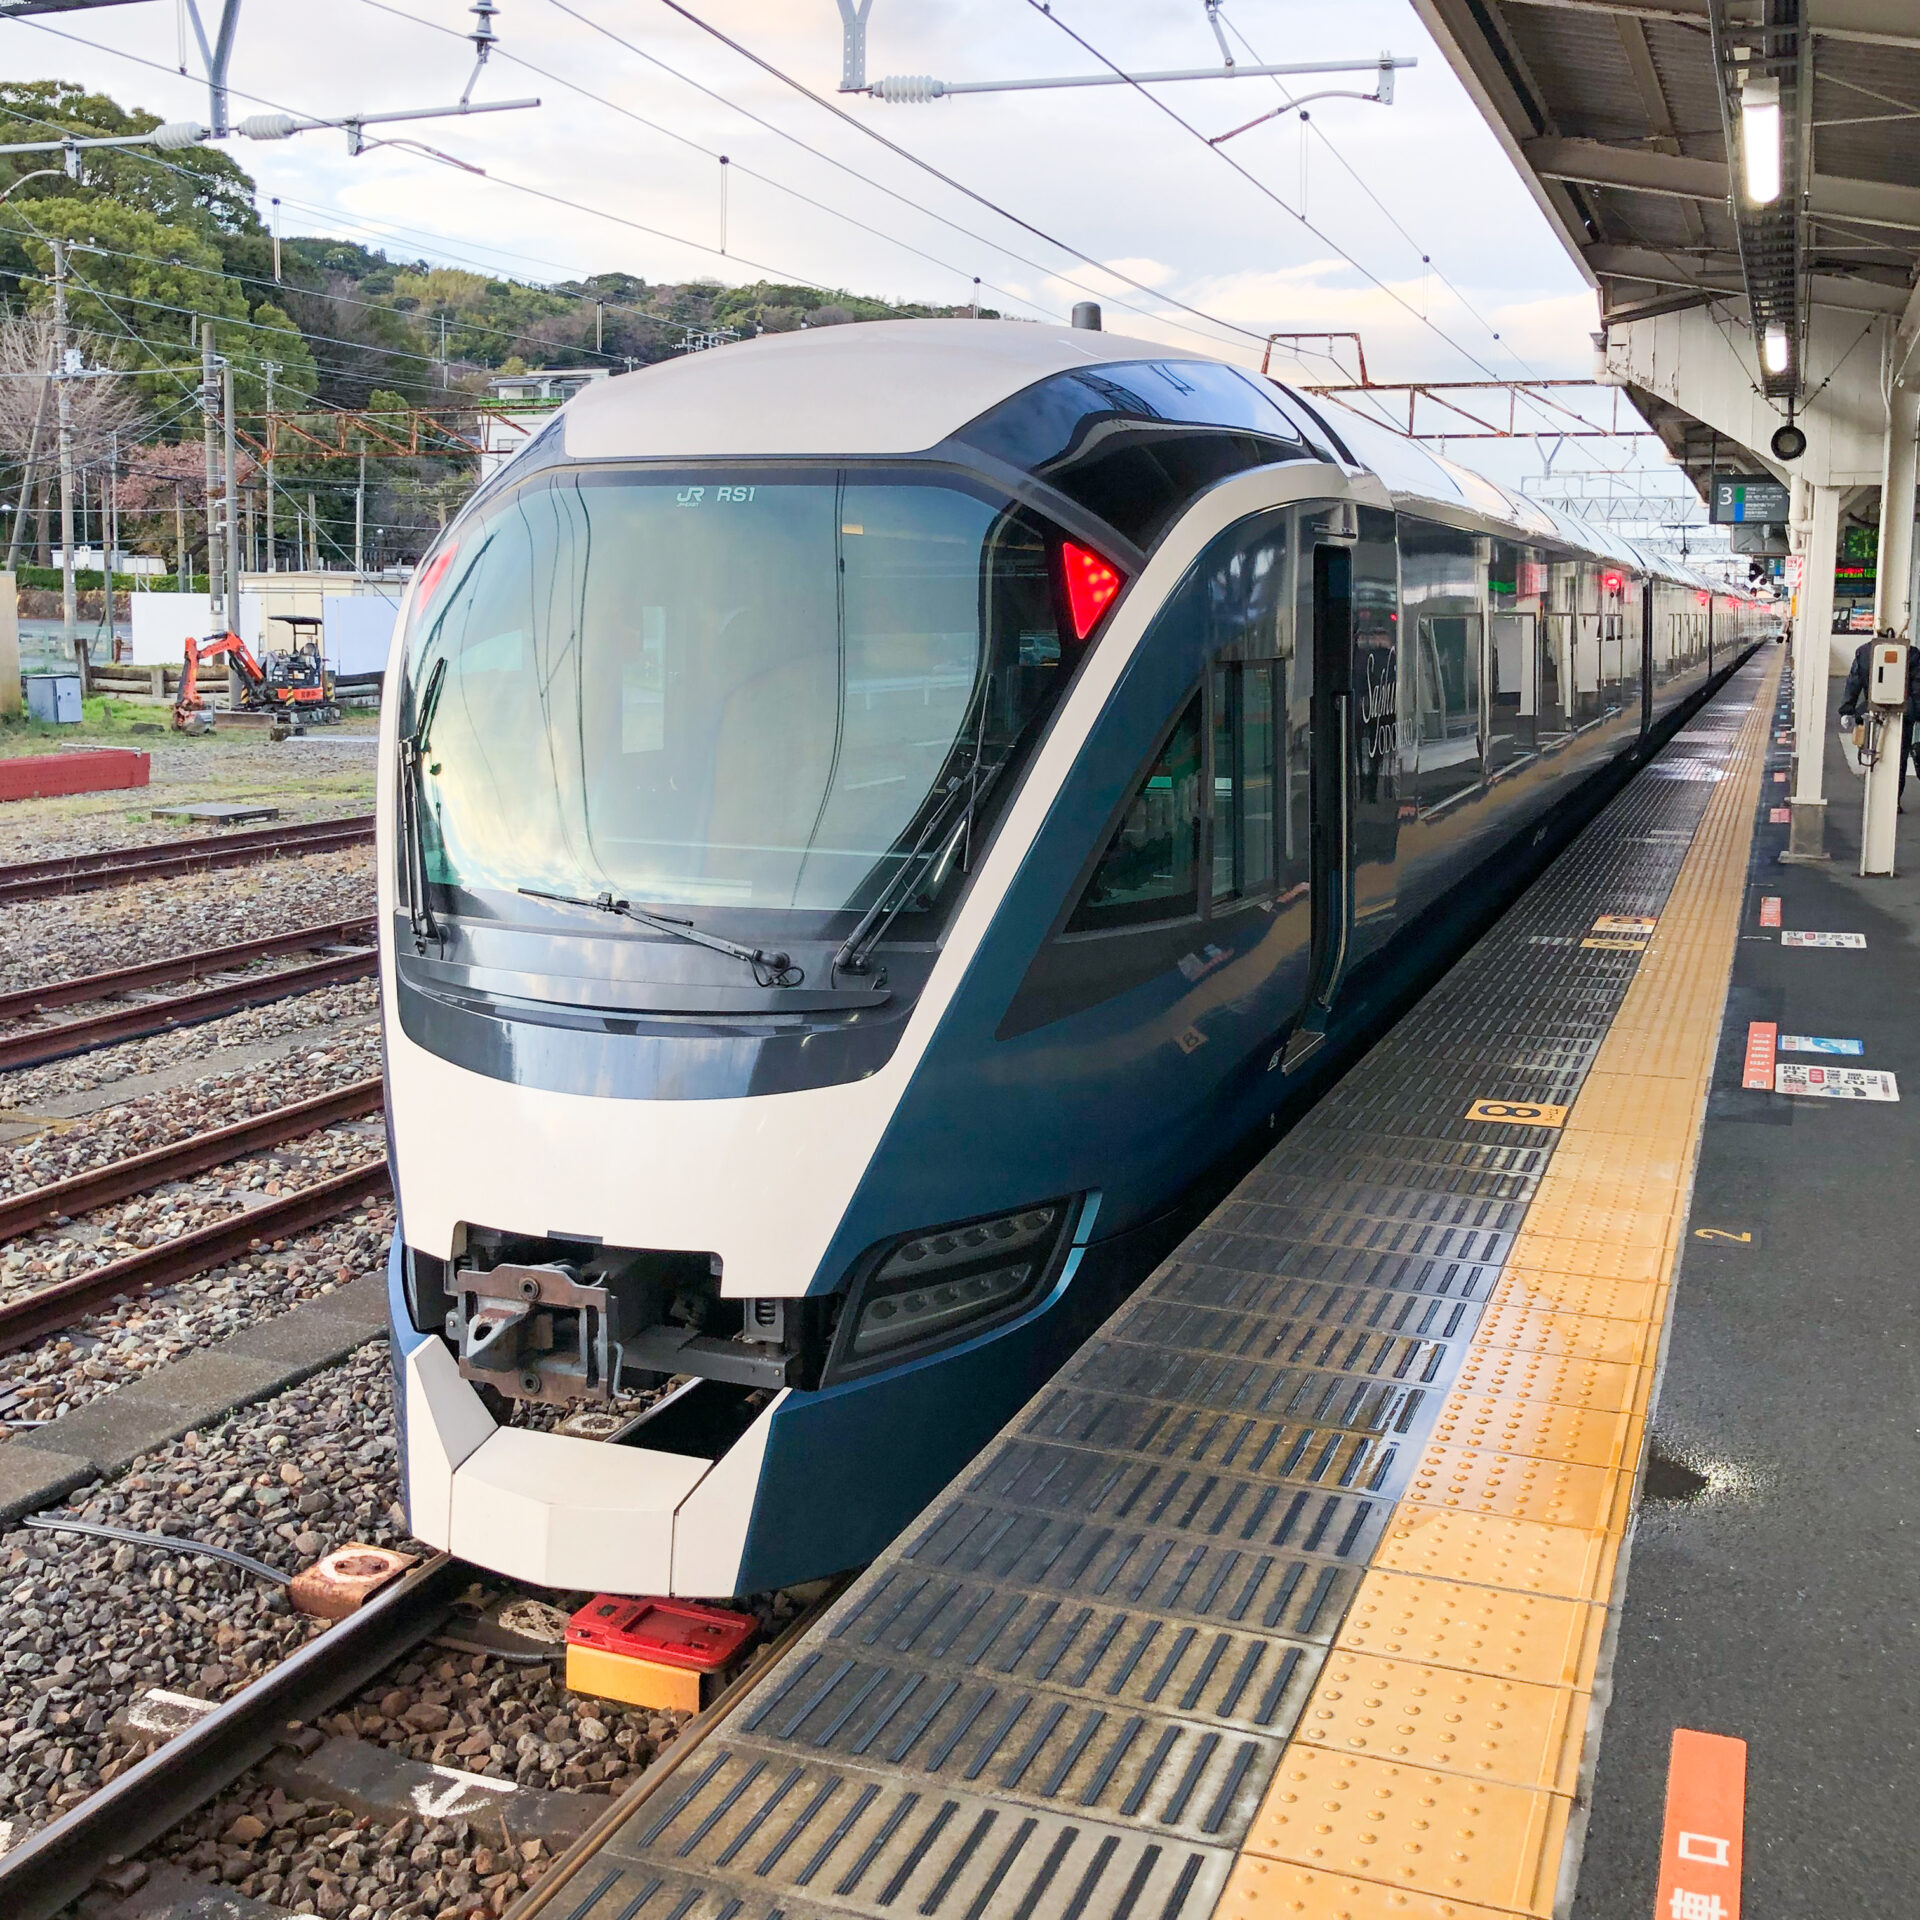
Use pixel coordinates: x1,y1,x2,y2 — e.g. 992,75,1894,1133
3,0,1619,484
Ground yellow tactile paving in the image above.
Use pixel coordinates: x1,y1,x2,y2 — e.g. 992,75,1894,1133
1498,1230,1669,1282
1405,1444,1618,1530
1516,1191,1677,1247
1336,1570,1602,1687
1427,1392,1638,1470
1446,1343,1643,1413
1243,650,1781,1919
1489,1267,1662,1322
1461,1301,1655,1367
1372,1508,1618,1605
1295,1650,1585,1793
1240,1749,1570,1916
1217,1856,1520,1920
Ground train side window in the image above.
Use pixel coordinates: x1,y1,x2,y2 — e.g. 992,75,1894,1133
1210,662,1279,904
1415,614,1483,809
1068,695,1204,930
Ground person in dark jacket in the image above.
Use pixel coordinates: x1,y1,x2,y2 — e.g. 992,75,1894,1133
1838,628,1920,804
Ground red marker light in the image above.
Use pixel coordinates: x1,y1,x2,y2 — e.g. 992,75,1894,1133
412,542,460,620
1062,541,1125,640
1602,571,1625,595
1698,590,1711,606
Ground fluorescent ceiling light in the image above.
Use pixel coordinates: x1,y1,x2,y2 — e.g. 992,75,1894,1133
1741,76,1782,205
1763,325,1791,375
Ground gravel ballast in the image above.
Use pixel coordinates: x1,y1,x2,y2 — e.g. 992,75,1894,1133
0,843,375,1000
0,978,380,1109
0,1344,411,1848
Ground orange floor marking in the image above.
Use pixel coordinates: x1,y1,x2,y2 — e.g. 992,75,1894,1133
1234,651,1783,1919
1651,1728,1747,1920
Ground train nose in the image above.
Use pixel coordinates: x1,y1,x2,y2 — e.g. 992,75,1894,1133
401,1333,775,1596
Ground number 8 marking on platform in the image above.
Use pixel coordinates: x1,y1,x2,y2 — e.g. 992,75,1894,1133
1466,1098,1569,1128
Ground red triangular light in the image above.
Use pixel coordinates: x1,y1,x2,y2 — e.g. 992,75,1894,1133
1062,541,1125,640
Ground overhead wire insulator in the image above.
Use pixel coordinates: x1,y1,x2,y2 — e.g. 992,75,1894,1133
237,113,300,141
151,122,209,150
870,75,948,104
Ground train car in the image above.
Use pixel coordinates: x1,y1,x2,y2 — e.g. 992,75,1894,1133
379,320,1774,1598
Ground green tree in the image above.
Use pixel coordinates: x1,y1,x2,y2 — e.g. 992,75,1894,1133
232,299,317,414
7,195,247,402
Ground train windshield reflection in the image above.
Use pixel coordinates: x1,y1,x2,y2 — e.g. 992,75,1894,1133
402,468,1086,919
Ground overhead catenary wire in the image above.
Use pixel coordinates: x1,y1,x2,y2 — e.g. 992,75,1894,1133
0,91,779,367
1017,0,1603,441
3,11,875,303
643,0,1273,353
1215,12,1542,384
529,0,1255,350
357,0,1064,324
9,0,1262,360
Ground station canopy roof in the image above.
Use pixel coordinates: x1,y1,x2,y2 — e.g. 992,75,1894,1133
1416,1,1920,421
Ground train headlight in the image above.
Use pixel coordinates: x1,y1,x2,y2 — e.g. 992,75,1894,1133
830,1200,1076,1376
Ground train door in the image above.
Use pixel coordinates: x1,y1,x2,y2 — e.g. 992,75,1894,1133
1281,531,1354,1071
1639,580,1653,732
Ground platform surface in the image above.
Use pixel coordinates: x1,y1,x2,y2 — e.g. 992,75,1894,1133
1571,665,1920,1918
523,649,1808,1920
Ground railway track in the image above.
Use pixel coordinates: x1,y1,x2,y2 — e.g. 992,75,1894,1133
0,1151,390,1355
0,1556,844,1920
0,815,375,907
0,919,378,1073
0,1552,470,1920
0,1074,385,1241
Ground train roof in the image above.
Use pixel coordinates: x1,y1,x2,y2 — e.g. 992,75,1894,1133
563,318,1189,462
558,320,1737,592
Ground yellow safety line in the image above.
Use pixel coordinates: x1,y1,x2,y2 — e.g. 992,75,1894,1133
1219,649,1783,1920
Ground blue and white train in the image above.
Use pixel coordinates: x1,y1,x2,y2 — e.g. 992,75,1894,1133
380,320,1772,1598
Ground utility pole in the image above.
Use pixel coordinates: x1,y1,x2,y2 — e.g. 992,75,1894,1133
52,238,84,692
270,194,282,283
595,301,603,354
354,449,366,577
307,490,318,571
222,358,241,624
174,484,187,591
105,431,119,662
262,358,278,571
201,321,222,625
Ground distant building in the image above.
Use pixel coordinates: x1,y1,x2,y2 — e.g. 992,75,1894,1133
480,367,613,479
486,368,611,405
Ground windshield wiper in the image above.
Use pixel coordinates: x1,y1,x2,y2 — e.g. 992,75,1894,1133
520,889,804,989
402,656,448,948
834,759,1008,978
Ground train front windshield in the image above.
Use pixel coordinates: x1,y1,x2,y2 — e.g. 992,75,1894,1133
402,468,1090,921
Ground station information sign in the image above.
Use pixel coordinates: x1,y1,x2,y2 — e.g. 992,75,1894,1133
1710,476,1791,525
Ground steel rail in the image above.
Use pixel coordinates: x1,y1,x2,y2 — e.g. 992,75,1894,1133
504,1574,855,1920
0,816,375,905
0,945,377,1073
0,1156,392,1355
0,1076,385,1242
0,1552,469,1920
0,916,377,1020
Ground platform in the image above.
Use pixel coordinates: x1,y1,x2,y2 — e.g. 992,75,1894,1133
513,642,1906,1920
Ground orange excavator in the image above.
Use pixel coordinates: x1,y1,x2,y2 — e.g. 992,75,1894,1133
172,621,340,733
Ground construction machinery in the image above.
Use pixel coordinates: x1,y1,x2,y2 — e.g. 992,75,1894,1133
172,619,340,733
